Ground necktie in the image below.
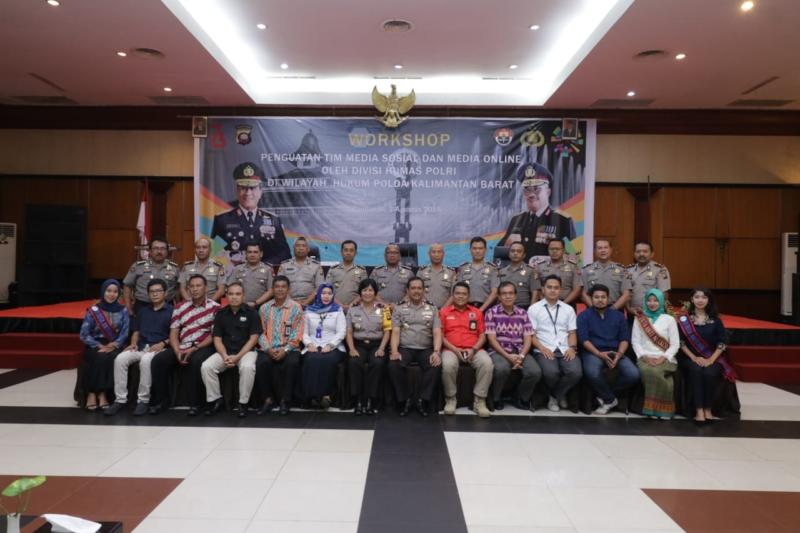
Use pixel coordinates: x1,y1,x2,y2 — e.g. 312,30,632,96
247,212,255,225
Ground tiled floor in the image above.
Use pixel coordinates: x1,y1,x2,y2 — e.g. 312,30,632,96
1,369,800,532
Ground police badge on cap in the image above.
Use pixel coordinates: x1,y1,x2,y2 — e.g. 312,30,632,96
519,162,552,189
232,162,263,187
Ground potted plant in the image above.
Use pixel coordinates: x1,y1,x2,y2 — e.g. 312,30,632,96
1,476,46,533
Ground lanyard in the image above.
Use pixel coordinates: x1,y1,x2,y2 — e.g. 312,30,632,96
315,313,327,339
544,303,560,336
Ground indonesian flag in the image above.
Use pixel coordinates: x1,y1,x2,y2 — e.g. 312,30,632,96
137,182,150,260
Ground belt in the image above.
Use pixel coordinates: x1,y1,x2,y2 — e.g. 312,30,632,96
354,338,380,345
468,301,483,308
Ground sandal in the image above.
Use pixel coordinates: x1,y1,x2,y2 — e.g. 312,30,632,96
85,403,98,411
98,403,110,410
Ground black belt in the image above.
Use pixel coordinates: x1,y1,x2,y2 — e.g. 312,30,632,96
468,301,483,308
354,338,380,346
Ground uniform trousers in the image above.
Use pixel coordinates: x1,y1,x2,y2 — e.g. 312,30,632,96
114,348,167,404
302,348,345,399
490,352,542,402
580,352,641,404
680,356,722,409
441,349,493,399
534,350,583,401
349,340,386,401
150,345,215,407
388,347,441,403
256,349,301,403
201,351,257,404
80,346,120,394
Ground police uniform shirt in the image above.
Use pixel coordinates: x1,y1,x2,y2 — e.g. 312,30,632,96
226,262,273,303
581,261,632,303
370,264,413,305
500,207,576,261
326,263,367,306
278,258,323,301
123,259,179,302
347,303,388,341
533,258,582,300
391,301,441,350
499,263,537,308
180,259,225,298
417,264,456,308
210,207,291,266
456,262,499,305
627,261,671,309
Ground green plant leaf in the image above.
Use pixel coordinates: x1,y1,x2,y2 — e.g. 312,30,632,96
1,476,46,497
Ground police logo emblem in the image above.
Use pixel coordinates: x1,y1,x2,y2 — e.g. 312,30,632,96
494,127,513,146
240,316,247,322
235,124,253,145
232,241,240,251
442,273,449,280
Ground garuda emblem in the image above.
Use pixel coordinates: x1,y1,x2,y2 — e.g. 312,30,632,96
372,84,416,128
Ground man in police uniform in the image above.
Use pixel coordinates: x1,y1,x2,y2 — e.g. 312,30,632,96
210,161,291,267
123,237,179,316
388,276,443,417
626,240,671,313
179,237,225,302
533,239,582,305
326,239,367,310
370,243,414,307
277,236,323,307
499,241,537,309
500,163,576,262
581,239,631,311
417,243,456,309
227,243,274,309
456,237,499,312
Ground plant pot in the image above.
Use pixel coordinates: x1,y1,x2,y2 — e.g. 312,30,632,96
3,513,20,533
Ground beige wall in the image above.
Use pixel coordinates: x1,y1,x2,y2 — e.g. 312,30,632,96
1,129,799,185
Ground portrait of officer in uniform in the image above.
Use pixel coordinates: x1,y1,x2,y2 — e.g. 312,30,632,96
500,163,576,262
210,161,291,267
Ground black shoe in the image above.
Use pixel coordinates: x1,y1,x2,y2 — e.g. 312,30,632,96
257,400,276,416
513,398,530,411
187,406,199,417
364,398,375,416
204,398,224,416
399,399,412,417
132,402,148,416
279,400,290,416
416,399,429,417
354,400,363,416
104,402,124,416
148,402,164,415
494,400,505,411
238,403,248,418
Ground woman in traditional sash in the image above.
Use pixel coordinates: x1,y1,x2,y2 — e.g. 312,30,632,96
302,283,346,410
632,288,679,419
78,279,130,410
677,287,734,423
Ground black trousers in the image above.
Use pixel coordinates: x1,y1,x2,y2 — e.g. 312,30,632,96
348,340,386,402
302,348,345,399
151,345,215,408
256,349,301,403
388,347,441,403
681,356,722,409
80,345,120,394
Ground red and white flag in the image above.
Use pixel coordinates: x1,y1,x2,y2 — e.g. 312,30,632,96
136,182,150,259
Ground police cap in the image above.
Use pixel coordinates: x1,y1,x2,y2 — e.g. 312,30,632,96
518,162,552,189
233,162,264,187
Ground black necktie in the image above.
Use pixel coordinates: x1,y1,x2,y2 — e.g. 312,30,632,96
247,212,255,225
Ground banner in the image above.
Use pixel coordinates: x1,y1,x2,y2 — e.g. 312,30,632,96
196,117,595,267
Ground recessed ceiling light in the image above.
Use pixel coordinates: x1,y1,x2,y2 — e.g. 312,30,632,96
46,0,60,6
256,23,266,30
509,64,519,70
280,63,289,70
675,52,686,60
529,24,540,31
163,87,173,92
394,64,403,70
740,1,755,11
116,51,127,57
626,90,636,97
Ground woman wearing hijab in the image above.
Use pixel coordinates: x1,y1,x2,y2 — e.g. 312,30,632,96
302,283,346,409
631,288,680,419
78,279,130,410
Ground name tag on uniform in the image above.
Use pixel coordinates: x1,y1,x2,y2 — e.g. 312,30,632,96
469,320,477,330
284,324,292,337
240,316,247,322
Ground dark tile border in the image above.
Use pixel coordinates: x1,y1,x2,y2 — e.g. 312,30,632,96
0,369,57,390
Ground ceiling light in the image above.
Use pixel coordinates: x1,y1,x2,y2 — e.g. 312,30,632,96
163,87,173,92
394,64,403,70
626,90,636,97
740,1,754,11
256,23,266,30
116,51,127,57
529,24,540,30
46,0,60,6
280,63,289,70
675,52,686,60
509,64,519,70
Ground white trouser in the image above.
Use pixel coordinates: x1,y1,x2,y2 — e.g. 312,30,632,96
201,351,257,404
113,349,158,404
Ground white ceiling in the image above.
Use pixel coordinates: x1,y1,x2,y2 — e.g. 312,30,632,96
0,0,798,109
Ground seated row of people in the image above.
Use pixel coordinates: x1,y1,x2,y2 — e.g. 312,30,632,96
80,270,730,423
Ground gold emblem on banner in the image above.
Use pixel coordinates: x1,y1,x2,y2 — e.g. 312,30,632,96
372,84,416,128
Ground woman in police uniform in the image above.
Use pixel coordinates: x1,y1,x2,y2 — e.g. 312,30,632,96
345,279,391,415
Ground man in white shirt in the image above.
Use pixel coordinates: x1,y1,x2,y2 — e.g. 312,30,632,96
528,274,582,411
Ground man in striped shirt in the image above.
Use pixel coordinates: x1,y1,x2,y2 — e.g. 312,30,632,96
151,274,220,416
255,275,305,416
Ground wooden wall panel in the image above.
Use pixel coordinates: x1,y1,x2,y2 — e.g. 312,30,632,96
727,189,780,238
593,185,634,263
87,229,138,279
662,188,717,238
727,239,781,290
663,238,716,289
87,180,141,229
780,189,800,234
